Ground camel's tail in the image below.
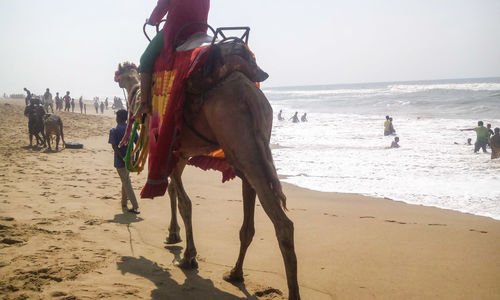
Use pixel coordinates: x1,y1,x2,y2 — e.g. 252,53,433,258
241,74,287,210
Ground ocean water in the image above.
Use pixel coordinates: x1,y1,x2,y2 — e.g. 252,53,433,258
264,77,500,220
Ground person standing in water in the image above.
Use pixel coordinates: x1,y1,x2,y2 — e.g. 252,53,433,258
490,127,500,159
278,110,284,121
384,115,391,135
486,123,494,147
290,111,299,123
389,117,396,135
461,121,489,153
390,136,400,148
301,113,308,122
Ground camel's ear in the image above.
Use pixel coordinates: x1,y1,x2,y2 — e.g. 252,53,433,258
118,63,123,73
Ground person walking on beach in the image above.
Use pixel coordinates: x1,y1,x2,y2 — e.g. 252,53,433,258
63,91,71,112
105,97,109,110
301,113,308,122
94,99,99,114
71,98,75,112
461,121,489,153
55,92,62,111
79,97,83,113
43,88,54,113
109,109,140,214
490,127,500,159
23,88,32,106
100,102,105,114
290,111,299,123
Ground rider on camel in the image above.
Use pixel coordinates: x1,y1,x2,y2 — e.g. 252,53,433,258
136,0,210,117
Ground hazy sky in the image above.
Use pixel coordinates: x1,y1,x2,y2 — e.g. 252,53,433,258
1,0,499,98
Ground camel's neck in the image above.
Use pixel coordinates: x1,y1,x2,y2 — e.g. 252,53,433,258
126,84,140,100
121,76,140,98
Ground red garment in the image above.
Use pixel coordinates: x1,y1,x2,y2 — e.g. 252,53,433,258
149,0,210,65
141,47,211,198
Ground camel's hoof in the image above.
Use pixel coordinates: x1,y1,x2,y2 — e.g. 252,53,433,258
176,258,198,269
223,270,244,283
166,234,182,244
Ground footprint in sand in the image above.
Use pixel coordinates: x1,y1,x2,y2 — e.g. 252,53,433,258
51,291,67,297
360,216,375,219
428,223,447,226
254,287,283,297
385,219,407,224
84,219,103,226
469,229,488,234
323,212,337,217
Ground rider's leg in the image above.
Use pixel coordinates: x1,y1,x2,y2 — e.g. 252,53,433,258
138,30,164,112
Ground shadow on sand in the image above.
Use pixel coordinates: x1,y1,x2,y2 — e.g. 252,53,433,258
107,212,144,225
21,145,43,151
116,254,258,300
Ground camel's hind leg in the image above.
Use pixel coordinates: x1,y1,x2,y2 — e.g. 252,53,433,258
205,73,299,298
166,180,182,244
170,159,198,268
223,177,256,282
241,165,299,299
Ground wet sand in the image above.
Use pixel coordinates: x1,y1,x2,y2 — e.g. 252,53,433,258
1,98,499,299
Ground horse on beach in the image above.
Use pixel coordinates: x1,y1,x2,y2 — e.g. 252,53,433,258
115,41,300,299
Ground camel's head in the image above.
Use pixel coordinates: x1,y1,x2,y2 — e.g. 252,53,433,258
114,62,139,89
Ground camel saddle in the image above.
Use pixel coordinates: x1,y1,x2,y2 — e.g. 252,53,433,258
141,34,268,198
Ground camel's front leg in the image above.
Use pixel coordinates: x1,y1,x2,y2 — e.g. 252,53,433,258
224,176,256,282
170,159,198,268
166,177,182,244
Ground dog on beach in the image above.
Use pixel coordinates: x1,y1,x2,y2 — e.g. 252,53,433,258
43,114,65,151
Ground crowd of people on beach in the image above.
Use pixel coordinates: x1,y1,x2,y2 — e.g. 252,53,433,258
22,88,125,115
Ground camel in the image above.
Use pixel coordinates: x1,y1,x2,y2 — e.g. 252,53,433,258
43,114,65,151
115,43,300,299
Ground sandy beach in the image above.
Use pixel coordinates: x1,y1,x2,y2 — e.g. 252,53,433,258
1,98,499,300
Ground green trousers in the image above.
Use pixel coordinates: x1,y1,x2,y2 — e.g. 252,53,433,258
139,29,164,73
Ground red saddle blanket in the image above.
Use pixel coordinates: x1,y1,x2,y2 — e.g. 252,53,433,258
141,46,235,199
